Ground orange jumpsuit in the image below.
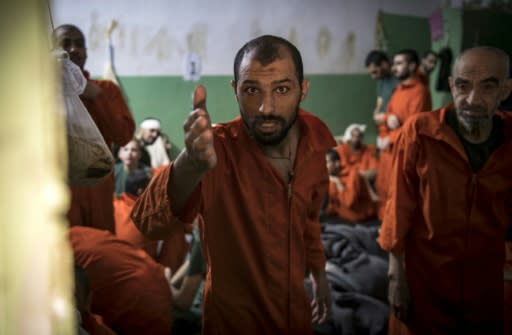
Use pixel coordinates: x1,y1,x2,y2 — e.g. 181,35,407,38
81,313,116,335
70,226,172,335
331,143,378,222
375,77,431,219
378,105,512,335
132,110,335,335
68,74,135,233
114,192,190,273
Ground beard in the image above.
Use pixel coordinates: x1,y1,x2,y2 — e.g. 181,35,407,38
242,107,299,146
456,103,493,139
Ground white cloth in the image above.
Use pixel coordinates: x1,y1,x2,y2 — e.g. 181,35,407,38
145,135,170,168
140,119,161,130
343,123,367,143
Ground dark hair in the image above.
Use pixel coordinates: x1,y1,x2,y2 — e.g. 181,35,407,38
423,50,437,58
52,24,84,47
326,148,340,161
365,50,390,67
125,169,151,197
233,35,303,84
395,49,420,66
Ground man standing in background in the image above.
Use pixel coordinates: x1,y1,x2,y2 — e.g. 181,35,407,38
417,50,438,85
374,49,431,220
365,50,399,117
53,24,135,233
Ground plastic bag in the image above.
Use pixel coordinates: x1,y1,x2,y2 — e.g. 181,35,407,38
54,49,114,185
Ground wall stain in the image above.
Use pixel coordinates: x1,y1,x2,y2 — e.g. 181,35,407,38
88,10,104,51
316,27,331,58
144,27,173,61
186,23,208,57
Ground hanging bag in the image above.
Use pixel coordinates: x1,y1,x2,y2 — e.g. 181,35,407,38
54,49,114,185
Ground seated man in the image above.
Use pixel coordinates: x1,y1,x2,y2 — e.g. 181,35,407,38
114,168,190,273
137,117,177,168
70,226,173,335
114,138,151,196
323,148,378,224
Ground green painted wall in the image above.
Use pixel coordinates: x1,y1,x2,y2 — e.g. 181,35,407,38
119,74,377,151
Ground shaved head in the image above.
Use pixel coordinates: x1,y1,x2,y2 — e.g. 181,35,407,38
453,46,510,80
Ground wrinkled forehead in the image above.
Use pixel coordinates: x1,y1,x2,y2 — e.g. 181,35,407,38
454,52,508,81
239,47,296,75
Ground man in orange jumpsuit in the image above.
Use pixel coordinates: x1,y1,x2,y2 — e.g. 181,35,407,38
327,125,378,223
378,46,512,335
132,35,334,334
375,49,431,219
70,226,173,335
53,24,135,233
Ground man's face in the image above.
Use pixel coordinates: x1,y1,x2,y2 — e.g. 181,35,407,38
422,54,438,74
326,155,341,176
449,51,512,135
367,62,390,80
54,28,87,70
349,128,364,149
392,54,414,81
140,128,160,145
232,49,308,146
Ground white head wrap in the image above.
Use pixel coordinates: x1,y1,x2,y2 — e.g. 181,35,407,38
140,119,161,130
343,124,366,143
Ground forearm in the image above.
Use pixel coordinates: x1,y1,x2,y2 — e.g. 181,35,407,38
388,252,406,280
168,150,209,213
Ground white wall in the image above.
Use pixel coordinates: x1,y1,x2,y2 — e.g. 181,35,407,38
50,0,444,76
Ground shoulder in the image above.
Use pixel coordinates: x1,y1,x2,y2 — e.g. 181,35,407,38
90,79,121,93
298,109,337,151
400,108,442,139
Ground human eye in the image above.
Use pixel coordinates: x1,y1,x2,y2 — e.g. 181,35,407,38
456,83,468,92
275,86,290,94
244,87,259,95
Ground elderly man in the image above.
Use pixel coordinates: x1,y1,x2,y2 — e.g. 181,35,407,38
131,35,334,334
379,46,512,335
53,24,135,233
137,117,173,168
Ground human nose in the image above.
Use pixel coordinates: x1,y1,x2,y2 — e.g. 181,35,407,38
466,88,483,105
258,92,275,115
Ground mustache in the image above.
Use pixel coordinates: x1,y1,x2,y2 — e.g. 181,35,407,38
461,104,486,113
251,115,285,122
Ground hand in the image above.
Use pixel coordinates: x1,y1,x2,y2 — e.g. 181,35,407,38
310,270,332,324
388,254,411,322
374,112,385,125
329,176,344,192
377,137,390,151
80,81,101,100
183,85,217,170
387,114,401,130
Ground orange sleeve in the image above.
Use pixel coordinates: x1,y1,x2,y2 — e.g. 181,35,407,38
378,122,420,254
95,80,136,146
304,157,328,272
337,168,361,209
388,86,432,145
131,162,199,239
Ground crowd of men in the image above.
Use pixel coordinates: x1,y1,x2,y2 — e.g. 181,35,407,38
53,22,512,335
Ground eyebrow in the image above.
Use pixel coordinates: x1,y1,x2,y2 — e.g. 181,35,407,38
480,77,499,85
454,78,470,85
240,78,294,85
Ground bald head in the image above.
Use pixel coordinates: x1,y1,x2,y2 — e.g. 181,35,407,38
52,24,87,70
453,46,510,80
